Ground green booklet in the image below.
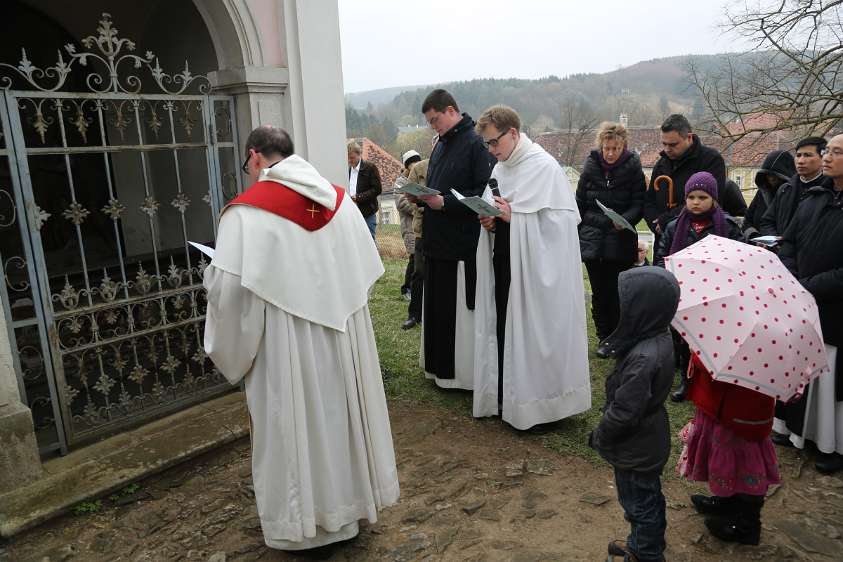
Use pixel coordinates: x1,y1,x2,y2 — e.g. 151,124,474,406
450,188,501,217
596,199,635,233
394,181,440,197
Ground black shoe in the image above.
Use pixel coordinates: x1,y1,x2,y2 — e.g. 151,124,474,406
596,341,613,359
670,375,688,402
691,494,736,516
607,540,635,560
705,515,761,545
815,452,843,474
771,431,794,447
401,318,418,330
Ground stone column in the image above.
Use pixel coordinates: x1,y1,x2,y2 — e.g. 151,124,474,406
208,65,291,164
281,0,348,187
0,298,42,494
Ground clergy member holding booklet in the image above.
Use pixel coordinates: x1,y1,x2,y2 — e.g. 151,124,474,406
203,126,399,551
473,105,591,430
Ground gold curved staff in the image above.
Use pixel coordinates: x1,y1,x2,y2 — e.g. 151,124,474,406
652,175,675,209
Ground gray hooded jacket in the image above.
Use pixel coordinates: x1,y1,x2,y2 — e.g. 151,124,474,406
591,266,680,473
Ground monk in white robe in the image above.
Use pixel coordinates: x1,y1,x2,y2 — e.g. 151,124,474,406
473,106,591,430
204,127,399,550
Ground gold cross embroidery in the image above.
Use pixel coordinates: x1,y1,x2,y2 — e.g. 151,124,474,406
306,204,319,218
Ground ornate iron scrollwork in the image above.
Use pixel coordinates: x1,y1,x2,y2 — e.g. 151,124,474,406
0,13,210,95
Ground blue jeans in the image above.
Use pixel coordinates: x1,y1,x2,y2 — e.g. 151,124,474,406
365,212,377,241
614,468,666,562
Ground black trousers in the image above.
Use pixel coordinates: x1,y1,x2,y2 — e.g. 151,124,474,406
584,259,630,341
493,222,511,408
422,257,457,379
408,237,424,321
401,254,414,293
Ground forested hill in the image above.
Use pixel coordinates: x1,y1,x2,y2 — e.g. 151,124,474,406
346,53,754,133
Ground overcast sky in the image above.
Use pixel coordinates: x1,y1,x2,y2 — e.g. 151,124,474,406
338,0,753,93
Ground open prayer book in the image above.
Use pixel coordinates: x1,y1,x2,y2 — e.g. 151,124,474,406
450,188,501,217
595,199,636,233
751,235,782,248
189,241,215,259
393,176,440,197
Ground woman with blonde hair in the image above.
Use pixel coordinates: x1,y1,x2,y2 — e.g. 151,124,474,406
576,122,646,355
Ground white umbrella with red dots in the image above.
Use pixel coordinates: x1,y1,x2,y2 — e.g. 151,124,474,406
665,235,830,401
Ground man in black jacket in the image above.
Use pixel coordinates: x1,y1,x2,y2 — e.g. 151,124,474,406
759,137,827,237
742,149,795,239
347,140,382,240
644,114,726,246
776,134,843,474
413,89,495,389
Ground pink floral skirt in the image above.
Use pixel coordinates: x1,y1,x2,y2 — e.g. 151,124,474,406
678,409,781,496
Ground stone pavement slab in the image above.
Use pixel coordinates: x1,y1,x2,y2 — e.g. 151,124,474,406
0,391,248,538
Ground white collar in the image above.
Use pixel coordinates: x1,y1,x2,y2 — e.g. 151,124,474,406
800,171,822,183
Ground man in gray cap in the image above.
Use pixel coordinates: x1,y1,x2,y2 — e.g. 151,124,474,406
396,150,422,302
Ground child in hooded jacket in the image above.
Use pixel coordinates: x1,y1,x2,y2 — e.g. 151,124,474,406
590,266,681,562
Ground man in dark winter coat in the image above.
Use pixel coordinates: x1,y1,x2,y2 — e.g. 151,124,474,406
577,121,646,342
742,149,795,239
775,134,843,475
590,266,681,562
413,89,495,389
644,114,726,245
759,137,827,237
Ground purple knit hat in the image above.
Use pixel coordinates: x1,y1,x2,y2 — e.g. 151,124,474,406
684,171,719,201
669,171,728,256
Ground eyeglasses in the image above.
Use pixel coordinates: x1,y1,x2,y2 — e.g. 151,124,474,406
483,130,508,148
821,147,843,158
241,152,251,174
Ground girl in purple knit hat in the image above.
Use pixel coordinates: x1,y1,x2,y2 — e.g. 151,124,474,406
655,172,780,546
653,173,745,404
653,171,743,267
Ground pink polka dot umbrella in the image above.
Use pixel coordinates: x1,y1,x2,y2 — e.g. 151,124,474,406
665,235,830,401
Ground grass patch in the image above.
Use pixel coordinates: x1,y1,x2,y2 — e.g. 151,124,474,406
370,258,695,471
72,500,103,515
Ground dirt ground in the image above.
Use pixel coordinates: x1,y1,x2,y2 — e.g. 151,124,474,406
3,400,843,562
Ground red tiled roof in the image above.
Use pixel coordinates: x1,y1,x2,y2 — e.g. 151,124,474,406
351,137,404,191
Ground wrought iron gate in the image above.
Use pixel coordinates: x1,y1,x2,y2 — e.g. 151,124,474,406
0,14,242,454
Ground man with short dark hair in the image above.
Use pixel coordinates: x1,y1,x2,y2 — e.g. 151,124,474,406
777,134,843,474
644,114,726,240
644,114,726,403
759,137,827,237
347,140,382,240
413,89,495,389
205,126,399,550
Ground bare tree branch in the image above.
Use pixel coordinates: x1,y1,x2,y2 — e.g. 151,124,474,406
693,0,843,146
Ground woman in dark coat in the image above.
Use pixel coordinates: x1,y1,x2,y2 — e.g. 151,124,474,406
576,122,646,345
